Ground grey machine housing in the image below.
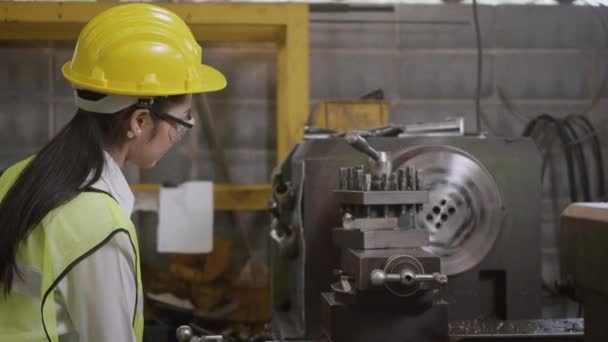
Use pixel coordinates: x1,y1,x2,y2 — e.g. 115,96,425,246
270,135,542,341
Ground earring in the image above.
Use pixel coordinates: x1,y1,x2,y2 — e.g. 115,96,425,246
127,131,135,139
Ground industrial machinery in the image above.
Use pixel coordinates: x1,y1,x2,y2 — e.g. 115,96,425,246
560,203,608,342
269,126,543,341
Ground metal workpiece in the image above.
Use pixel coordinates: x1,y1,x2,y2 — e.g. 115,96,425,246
399,118,465,137
394,145,504,276
334,190,429,205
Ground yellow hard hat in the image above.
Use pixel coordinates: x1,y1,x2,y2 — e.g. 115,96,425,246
62,3,226,96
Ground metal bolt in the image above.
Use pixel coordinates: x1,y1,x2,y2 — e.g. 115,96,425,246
363,173,372,192
355,169,364,191
415,169,422,190
339,167,348,190
398,168,407,191
347,167,355,190
406,167,413,190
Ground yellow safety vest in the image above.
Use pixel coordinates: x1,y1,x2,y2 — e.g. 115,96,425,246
0,157,144,342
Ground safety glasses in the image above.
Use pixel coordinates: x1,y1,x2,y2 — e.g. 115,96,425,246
150,109,195,140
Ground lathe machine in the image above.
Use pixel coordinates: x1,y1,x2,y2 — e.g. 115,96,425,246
268,127,544,341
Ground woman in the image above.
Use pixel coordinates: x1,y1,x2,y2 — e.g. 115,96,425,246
0,4,226,341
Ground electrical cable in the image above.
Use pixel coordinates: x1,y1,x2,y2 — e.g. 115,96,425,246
526,116,575,297
566,115,606,200
562,119,591,201
523,114,578,202
496,87,533,124
472,0,482,133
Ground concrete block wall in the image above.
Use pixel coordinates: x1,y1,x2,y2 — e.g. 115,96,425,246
1,4,607,317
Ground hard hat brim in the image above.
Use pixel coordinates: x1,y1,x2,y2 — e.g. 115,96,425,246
197,64,227,94
61,62,227,97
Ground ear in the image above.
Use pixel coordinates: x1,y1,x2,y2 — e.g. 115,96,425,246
128,108,151,137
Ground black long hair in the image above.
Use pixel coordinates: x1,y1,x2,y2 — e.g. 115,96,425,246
0,90,186,294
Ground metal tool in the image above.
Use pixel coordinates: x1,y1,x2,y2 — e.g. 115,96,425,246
176,325,223,342
345,131,391,176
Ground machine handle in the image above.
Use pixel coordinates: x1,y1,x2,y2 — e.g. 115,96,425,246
345,132,381,161
344,132,392,176
370,269,448,287
176,325,223,342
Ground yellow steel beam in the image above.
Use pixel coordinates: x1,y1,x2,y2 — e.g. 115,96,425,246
0,2,296,41
131,183,272,212
0,22,282,42
1,3,293,24
1,2,308,210
276,4,309,162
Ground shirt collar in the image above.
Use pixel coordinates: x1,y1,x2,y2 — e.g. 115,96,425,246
87,151,135,217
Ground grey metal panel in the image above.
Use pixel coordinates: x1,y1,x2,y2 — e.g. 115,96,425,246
311,52,398,100
0,100,49,148
0,47,50,97
203,49,276,100
399,53,494,100
397,4,495,49
494,6,605,49
310,10,396,50
591,52,608,100
53,45,77,98
494,52,592,100
208,100,276,150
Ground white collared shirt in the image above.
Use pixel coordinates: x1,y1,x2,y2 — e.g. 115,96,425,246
56,151,138,342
